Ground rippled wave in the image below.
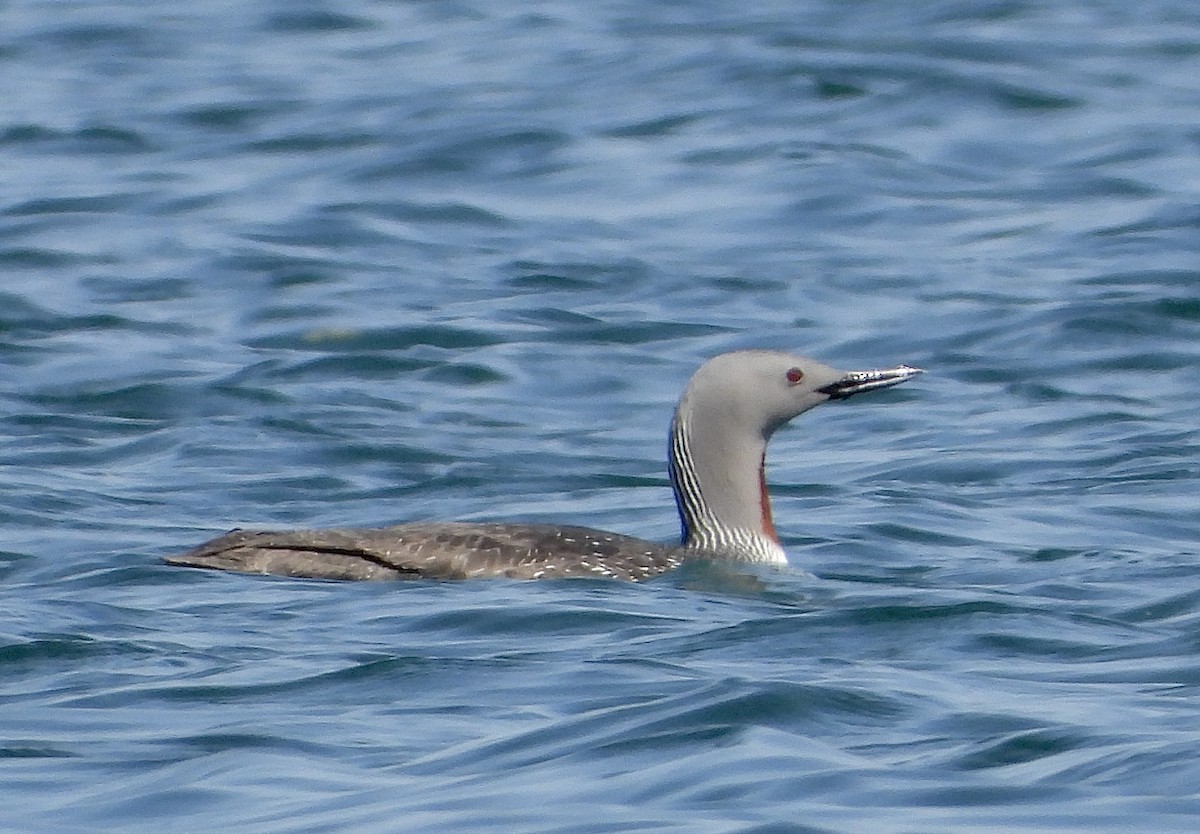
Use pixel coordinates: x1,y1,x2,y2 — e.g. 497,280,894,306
3,1,1200,832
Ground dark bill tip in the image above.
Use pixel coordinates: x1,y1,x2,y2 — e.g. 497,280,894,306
817,365,924,401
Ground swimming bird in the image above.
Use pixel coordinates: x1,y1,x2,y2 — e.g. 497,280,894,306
165,350,921,581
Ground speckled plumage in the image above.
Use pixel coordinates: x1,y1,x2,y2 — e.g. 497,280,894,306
165,522,683,581
165,351,921,582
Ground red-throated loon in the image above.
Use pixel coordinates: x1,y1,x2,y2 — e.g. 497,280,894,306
164,350,922,581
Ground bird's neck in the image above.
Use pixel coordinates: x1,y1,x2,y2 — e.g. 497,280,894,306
668,411,788,564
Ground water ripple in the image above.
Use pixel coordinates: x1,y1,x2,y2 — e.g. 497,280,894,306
3,1,1200,832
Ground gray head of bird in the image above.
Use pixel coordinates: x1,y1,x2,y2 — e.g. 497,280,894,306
668,350,922,562
675,350,921,440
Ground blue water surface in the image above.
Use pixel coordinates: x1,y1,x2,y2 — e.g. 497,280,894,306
3,1,1200,832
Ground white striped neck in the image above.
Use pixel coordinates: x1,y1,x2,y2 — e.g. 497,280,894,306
663,350,923,567
668,410,789,565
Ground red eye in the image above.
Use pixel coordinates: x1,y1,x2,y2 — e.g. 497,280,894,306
786,367,804,384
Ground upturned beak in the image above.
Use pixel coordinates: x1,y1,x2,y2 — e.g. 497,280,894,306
818,365,924,400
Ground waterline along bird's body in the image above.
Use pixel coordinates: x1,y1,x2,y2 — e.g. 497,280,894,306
165,350,922,581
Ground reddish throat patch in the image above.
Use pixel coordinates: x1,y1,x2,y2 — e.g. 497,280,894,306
758,453,780,544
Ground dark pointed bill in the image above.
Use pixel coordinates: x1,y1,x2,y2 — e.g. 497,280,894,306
818,365,923,400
